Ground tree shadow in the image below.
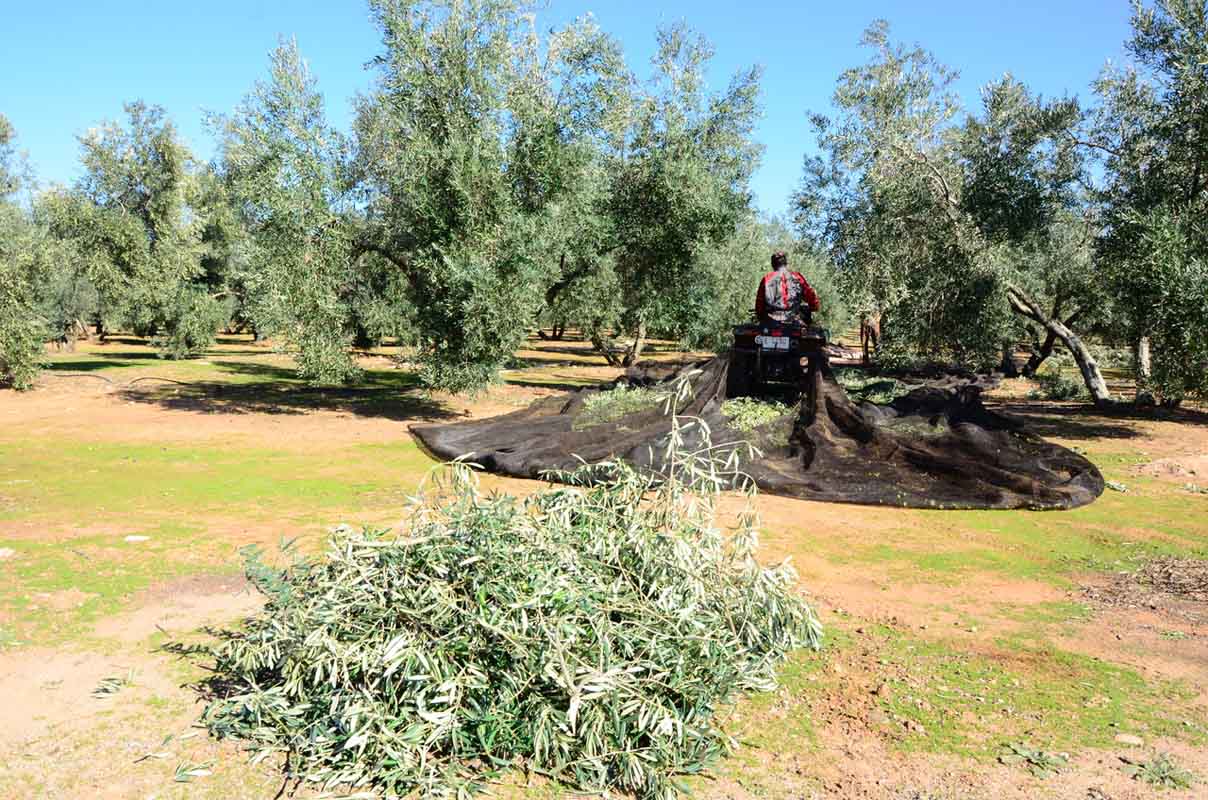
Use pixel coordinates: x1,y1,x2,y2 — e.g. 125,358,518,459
507,353,605,369
87,350,164,361
119,360,457,422
515,345,604,360
96,336,147,346
994,399,1208,441
45,359,137,372
504,376,607,392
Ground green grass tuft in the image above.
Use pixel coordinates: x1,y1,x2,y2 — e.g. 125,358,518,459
1121,752,1197,789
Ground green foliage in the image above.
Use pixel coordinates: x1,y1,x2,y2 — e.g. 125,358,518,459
91,672,134,699
997,741,1069,778
1029,361,1090,401
0,116,47,389
1109,206,1208,402
600,24,764,354
798,23,1099,376
190,426,821,799
43,102,218,356
1121,751,1197,789
0,219,47,389
353,0,611,390
1030,372,1088,402
720,397,791,431
1092,1,1208,401
833,367,915,405
574,384,667,429
215,38,360,384
151,285,226,359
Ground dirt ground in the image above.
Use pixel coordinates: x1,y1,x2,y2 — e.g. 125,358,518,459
2,334,1207,799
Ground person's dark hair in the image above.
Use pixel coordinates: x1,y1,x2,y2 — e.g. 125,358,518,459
771,251,788,269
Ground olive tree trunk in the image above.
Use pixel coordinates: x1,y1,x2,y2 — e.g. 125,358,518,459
1021,329,1057,378
1134,336,1155,406
1007,286,1112,406
591,321,647,368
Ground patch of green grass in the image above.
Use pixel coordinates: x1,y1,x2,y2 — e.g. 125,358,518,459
872,628,1207,758
0,522,221,643
820,484,1208,587
740,651,826,750
995,600,1094,626
692,632,851,799
731,626,854,755
0,437,432,526
991,600,1095,642
0,434,441,647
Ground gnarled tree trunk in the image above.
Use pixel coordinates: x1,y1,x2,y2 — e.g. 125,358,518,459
1021,329,1057,377
1007,286,1112,406
591,321,647,368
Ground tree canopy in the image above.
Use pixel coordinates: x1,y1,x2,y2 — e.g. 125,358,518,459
4,0,1206,404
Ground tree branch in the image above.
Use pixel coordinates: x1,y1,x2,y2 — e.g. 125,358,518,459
351,241,421,294
890,143,961,224
1065,134,1123,158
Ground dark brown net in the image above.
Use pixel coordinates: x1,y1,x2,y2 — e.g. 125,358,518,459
412,356,1103,510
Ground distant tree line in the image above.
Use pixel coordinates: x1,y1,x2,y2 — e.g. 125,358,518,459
2,0,1205,405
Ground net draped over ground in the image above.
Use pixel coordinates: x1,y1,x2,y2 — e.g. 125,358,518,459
412,357,1104,510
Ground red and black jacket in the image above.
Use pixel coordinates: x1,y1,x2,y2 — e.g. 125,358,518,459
756,268,820,320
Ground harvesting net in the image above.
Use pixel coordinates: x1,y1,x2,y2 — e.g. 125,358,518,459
413,356,1104,510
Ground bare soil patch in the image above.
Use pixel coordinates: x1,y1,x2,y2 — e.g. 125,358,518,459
94,574,261,642
30,587,98,612
0,647,177,750
1142,454,1208,485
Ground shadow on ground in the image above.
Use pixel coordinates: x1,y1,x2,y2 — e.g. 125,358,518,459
119,360,454,422
996,399,1208,441
44,359,139,372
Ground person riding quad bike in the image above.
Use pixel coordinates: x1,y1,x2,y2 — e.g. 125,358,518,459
728,251,828,399
756,251,820,324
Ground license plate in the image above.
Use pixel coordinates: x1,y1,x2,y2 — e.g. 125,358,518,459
756,335,789,350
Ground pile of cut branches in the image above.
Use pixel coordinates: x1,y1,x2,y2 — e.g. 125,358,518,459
189,416,821,799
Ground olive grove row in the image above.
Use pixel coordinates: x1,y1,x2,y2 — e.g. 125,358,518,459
2,0,1205,403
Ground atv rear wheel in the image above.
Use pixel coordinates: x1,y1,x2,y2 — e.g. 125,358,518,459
726,350,754,398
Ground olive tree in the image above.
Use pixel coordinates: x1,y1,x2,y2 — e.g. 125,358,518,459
1090,0,1208,403
594,24,763,365
44,102,219,356
0,116,48,388
349,0,633,390
798,22,1115,402
213,39,363,383
794,21,1000,367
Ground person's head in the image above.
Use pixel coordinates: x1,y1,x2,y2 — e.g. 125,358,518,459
771,251,788,270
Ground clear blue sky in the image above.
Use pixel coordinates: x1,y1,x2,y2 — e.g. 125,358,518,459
2,1,1133,217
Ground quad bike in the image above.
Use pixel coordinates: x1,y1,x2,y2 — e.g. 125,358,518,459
727,311,829,400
